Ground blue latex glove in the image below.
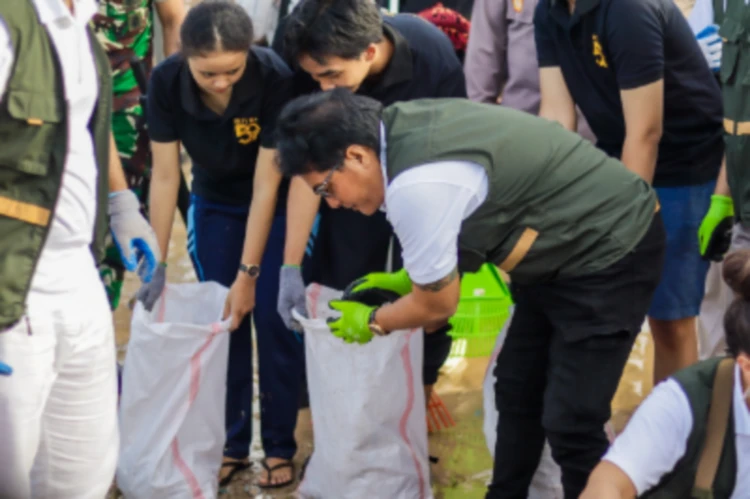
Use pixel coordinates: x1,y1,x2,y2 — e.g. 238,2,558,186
696,24,722,72
108,190,160,283
0,362,12,375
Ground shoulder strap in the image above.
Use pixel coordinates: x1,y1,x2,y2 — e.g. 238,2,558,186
692,358,735,499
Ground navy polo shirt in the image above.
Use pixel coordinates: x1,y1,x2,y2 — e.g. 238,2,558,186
534,0,724,187
148,47,293,207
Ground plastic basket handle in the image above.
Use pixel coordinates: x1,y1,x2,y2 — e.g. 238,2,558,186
485,264,513,302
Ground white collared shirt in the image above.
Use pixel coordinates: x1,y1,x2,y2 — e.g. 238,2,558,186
0,0,101,294
604,363,750,497
377,122,489,285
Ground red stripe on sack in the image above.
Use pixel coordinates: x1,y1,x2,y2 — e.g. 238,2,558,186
309,283,321,319
156,287,168,323
170,322,222,498
171,439,206,499
399,329,427,499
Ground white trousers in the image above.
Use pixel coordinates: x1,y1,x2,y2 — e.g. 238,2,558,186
697,222,750,359
0,272,118,499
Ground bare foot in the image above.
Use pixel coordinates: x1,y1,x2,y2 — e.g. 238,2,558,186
258,457,294,488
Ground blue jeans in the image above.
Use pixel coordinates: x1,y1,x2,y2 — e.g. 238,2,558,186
187,194,304,460
648,181,715,321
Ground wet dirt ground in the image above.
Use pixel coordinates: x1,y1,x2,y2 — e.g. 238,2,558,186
112,192,655,498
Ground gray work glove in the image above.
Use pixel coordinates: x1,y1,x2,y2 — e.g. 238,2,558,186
278,265,307,331
108,190,160,283
135,263,167,312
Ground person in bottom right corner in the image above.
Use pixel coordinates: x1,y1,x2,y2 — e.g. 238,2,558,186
580,248,750,499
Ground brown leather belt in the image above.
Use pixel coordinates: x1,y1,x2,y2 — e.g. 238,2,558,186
723,118,750,136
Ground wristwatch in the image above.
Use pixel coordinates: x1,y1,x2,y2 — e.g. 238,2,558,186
368,307,389,336
239,263,261,278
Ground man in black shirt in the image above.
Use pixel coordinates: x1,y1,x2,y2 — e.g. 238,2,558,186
275,0,466,405
489,0,724,497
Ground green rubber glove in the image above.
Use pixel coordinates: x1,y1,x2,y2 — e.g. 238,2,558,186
344,268,412,298
698,195,735,258
327,300,376,345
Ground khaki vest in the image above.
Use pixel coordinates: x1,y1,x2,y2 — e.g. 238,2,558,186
641,357,737,499
0,1,112,329
382,99,657,283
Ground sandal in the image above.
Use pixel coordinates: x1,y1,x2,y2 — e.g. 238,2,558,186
258,458,295,490
299,455,311,482
219,459,250,488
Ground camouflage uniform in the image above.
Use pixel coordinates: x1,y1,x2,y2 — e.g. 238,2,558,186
93,0,155,309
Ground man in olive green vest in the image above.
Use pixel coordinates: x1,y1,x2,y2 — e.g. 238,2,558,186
0,0,159,495
273,89,666,498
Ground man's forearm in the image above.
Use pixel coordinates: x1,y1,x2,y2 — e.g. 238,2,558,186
284,177,320,265
579,481,627,499
620,135,660,184
374,293,457,333
161,21,182,57
539,103,577,131
108,133,129,192
714,156,731,196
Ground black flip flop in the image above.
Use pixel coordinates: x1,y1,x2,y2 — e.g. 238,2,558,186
219,459,250,488
258,458,296,490
299,455,311,482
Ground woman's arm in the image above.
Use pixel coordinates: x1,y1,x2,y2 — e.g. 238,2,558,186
239,147,281,268
149,140,181,262
223,147,283,330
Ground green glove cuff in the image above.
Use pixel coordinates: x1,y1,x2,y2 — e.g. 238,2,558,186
710,195,735,217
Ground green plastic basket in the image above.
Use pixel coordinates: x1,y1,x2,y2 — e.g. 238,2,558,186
448,264,513,358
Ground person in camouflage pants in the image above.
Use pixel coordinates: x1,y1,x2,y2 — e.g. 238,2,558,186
93,0,185,309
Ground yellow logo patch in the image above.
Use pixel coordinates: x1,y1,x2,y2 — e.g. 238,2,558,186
513,0,524,13
592,34,608,68
234,117,261,145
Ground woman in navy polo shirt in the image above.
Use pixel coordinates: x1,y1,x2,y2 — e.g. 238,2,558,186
137,0,300,489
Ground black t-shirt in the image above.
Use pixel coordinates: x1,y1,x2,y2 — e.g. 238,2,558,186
273,13,467,103
148,47,293,207
273,12,467,288
534,0,724,187
358,13,467,103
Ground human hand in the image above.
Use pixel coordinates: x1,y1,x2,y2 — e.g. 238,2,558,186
278,265,307,331
699,194,734,261
108,190,160,282
135,263,167,312
224,273,256,332
343,268,412,301
327,300,376,345
696,24,722,73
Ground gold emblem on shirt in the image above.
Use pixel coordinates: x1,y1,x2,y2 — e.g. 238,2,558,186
234,117,261,145
592,34,608,68
513,0,524,13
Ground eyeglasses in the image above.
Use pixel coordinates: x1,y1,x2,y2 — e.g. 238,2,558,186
312,165,340,198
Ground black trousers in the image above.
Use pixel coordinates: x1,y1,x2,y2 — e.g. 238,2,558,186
486,214,665,499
